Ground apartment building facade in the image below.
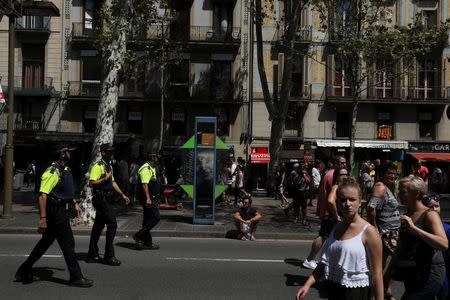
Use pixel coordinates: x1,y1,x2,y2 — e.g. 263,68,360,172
1,1,449,188
250,0,450,185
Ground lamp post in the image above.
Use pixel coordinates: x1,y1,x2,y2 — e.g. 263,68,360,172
1,0,18,218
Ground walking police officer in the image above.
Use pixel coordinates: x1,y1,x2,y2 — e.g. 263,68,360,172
15,144,93,287
87,143,129,266
133,152,161,250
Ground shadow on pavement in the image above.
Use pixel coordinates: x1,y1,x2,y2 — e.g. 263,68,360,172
115,242,139,250
225,229,239,239
284,273,309,286
284,258,303,267
160,215,192,224
31,267,70,286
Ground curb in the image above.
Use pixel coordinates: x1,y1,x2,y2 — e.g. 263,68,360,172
0,227,318,240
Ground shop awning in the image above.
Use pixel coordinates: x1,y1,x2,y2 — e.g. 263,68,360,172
409,152,450,162
314,139,408,149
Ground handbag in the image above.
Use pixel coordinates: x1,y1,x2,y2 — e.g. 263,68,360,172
381,230,399,255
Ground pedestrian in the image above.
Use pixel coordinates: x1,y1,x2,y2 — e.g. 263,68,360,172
234,197,262,241
389,176,447,300
367,160,401,298
87,143,130,266
302,155,347,270
422,194,450,300
276,163,289,208
133,152,161,250
128,157,139,205
326,166,349,222
25,160,36,188
296,177,383,300
310,160,322,206
15,144,93,287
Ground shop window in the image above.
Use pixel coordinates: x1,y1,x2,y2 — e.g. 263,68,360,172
377,112,393,140
170,106,186,136
127,107,143,134
82,106,97,133
335,111,351,138
419,112,434,139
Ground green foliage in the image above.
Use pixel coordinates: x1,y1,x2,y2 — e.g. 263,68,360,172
312,0,449,88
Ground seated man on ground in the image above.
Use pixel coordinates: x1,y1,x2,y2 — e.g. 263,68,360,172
234,197,262,241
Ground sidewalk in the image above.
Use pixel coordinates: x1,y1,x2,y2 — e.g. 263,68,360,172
0,188,320,240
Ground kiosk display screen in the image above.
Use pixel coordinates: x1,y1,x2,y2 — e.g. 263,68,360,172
194,122,215,220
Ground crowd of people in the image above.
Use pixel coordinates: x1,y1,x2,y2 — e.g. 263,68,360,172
293,155,450,300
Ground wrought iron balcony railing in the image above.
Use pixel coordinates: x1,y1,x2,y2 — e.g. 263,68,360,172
16,16,50,30
272,26,313,43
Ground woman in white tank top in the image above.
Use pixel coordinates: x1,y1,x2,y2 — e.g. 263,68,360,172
296,177,383,300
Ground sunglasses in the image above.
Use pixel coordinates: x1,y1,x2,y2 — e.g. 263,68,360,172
423,194,440,203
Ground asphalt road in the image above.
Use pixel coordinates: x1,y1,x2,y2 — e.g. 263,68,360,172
0,234,404,300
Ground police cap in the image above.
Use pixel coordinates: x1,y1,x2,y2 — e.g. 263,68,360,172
100,143,115,152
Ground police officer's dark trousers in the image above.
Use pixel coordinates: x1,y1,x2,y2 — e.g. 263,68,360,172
88,194,117,259
135,203,160,245
19,201,83,280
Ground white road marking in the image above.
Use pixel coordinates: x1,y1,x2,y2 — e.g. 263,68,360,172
0,254,62,258
166,257,284,263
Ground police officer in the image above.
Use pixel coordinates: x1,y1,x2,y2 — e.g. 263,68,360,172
87,143,129,266
15,144,93,287
133,152,161,250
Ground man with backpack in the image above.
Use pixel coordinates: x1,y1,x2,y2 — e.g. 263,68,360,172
284,162,311,224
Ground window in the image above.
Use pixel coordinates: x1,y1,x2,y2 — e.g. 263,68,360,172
290,59,304,97
416,59,437,99
285,102,300,130
335,112,351,138
170,106,186,136
419,112,434,139
377,112,393,140
125,65,145,95
216,107,229,137
211,61,231,100
82,106,97,133
333,58,351,97
335,1,354,38
171,9,189,41
127,106,143,134
421,9,437,28
22,45,45,89
375,60,394,98
213,3,233,32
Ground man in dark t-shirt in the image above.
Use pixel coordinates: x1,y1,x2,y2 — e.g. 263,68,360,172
234,197,262,241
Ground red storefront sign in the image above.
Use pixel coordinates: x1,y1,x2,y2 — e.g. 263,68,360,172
250,147,270,164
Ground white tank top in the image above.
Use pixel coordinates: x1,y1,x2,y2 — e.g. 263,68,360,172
319,224,370,288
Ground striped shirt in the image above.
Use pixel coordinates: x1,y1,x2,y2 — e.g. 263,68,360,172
368,186,401,234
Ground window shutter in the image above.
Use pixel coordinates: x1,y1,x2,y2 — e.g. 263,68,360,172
326,54,335,97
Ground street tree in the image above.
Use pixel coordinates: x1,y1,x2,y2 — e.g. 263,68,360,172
80,0,172,222
254,0,311,188
312,0,449,169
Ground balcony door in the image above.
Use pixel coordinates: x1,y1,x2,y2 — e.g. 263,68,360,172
213,2,233,33
171,9,190,41
22,45,44,88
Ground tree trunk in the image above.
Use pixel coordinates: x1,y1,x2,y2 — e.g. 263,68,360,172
80,1,130,223
349,97,358,172
158,62,165,152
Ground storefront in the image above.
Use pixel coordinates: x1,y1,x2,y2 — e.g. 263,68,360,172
313,139,408,175
407,142,450,194
249,146,270,190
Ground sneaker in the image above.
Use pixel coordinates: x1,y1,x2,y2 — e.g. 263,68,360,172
302,259,317,270
240,236,248,241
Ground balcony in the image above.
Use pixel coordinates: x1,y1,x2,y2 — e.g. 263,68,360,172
169,26,241,46
272,26,313,44
4,76,54,97
71,22,94,40
327,85,450,104
16,15,51,40
67,81,101,98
